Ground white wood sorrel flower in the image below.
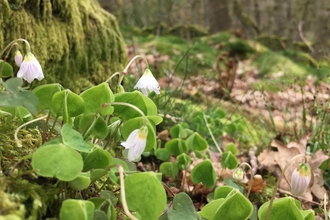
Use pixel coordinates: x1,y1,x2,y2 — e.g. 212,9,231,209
134,68,160,96
17,52,44,83
121,126,148,161
290,162,311,196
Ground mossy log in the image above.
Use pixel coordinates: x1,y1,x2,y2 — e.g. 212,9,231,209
0,0,127,91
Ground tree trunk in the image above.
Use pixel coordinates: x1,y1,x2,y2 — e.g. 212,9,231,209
313,0,330,59
205,0,231,34
232,0,260,38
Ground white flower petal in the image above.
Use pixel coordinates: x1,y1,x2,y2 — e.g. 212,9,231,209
121,127,148,161
121,129,139,149
134,69,160,96
290,163,311,196
16,52,44,83
128,138,146,161
17,65,27,78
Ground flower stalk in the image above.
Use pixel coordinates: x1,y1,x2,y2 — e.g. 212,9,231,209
118,165,139,220
105,71,120,83
0,39,31,58
118,55,149,85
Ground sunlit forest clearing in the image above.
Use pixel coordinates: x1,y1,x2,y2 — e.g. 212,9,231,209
0,0,329,219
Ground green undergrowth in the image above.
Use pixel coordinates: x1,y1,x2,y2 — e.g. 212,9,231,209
118,30,330,151
125,31,330,149
124,30,330,90
124,31,255,78
253,51,330,81
155,93,273,150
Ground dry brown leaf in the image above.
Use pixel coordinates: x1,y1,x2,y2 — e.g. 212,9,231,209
286,132,312,155
257,149,277,170
248,174,266,193
157,130,169,141
309,150,329,170
257,134,329,202
308,150,329,200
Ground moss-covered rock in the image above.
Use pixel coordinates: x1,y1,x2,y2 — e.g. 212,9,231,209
255,35,288,51
0,0,127,91
166,24,208,39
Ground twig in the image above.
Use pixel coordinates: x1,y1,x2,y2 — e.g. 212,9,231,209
298,21,314,54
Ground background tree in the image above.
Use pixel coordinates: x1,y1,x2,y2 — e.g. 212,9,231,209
98,0,330,61
205,0,231,34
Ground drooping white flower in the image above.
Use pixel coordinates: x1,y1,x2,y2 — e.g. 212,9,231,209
14,50,23,67
17,52,44,83
291,162,311,196
134,68,160,96
121,126,148,161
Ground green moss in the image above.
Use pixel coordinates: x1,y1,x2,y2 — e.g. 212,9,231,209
280,50,318,67
253,52,310,78
197,32,232,45
166,24,208,39
0,0,127,92
0,117,50,219
256,35,288,51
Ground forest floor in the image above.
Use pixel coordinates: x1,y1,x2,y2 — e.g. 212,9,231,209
124,32,330,219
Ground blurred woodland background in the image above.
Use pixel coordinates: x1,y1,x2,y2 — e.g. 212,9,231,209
98,0,330,59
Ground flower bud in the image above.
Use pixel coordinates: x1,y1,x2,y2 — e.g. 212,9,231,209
290,163,311,196
116,84,125,93
232,167,244,182
14,50,23,67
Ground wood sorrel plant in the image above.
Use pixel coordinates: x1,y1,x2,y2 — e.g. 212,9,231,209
0,50,167,219
0,41,317,220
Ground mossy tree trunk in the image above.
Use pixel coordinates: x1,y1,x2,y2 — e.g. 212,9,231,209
0,0,127,91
